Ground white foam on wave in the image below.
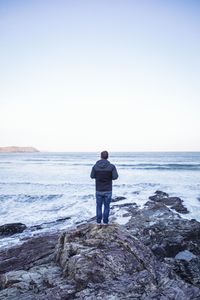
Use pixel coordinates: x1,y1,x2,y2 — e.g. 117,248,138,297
112,207,132,225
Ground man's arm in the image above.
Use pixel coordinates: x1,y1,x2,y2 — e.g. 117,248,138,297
112,165,118,180
90,166,96,179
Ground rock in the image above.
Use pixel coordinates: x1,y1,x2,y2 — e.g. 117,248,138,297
29,224,43,231
149,190,189,214
29,217,71,231
55,223,200,299
125,200,200,288
111,202,138,209
0,264,71,300
56,217,71,222
0,223,27,236
0,232,59,274
173,257,200,286
132,190,140,195
112,196,126,202
155,190,169,197
0,231,72,300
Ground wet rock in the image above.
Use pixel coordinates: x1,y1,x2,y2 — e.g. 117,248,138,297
56,216,71,222
132,190,140,195
149,190,189,214
29,224,43,231
154,190,169,198
29,217,71,232
112,196,126,202
0,223,27,236
111,202,138,209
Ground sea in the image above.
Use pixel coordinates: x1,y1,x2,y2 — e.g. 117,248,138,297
0,152,200,249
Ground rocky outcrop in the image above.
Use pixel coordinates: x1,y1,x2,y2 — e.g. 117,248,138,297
149,190,189,213
0,147,39,153
0,223,27,236
54,223,200,299
124,199,200,288
0,232,70,299
0,232,59,274
0,191,200,299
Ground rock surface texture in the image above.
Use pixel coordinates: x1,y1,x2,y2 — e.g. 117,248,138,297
124,197,200,289
55,223,200,299
0,191,200,299
0,223,27,236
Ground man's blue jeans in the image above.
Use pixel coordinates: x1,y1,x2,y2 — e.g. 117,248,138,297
96,191,112,224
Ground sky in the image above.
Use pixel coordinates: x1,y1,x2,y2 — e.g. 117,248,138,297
0,0,200,152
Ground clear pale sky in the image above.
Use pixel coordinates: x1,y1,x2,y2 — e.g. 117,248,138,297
0,0,200,151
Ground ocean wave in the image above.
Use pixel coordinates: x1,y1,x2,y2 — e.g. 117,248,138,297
22,159,72,162
30,162,200,170
71,163,93,166
81,194,95,200
114,182,158,188
0,182,33,185
0,182,93,187
0,194,63,202
118,163,200,170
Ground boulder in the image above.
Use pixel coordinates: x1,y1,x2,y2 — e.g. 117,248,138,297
0,223,27,236
112,196,126,202
149,190,189,214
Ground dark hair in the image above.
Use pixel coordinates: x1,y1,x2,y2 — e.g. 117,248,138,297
101,151,109,160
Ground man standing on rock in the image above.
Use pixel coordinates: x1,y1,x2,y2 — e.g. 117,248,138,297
90,151,118,225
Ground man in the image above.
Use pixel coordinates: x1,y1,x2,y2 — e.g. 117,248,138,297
90,151,118,225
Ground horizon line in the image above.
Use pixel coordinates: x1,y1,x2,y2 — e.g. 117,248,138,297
39,150,200,153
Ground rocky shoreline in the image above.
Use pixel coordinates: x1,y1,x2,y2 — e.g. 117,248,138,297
0,191,200,299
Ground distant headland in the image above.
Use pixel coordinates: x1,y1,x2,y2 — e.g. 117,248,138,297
0,146,40,153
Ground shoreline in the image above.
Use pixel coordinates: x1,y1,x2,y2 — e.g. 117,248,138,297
0,190,191,250
0,191,200,299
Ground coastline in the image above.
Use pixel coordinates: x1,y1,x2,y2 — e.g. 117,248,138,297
1,191,200,299
0,147,39,153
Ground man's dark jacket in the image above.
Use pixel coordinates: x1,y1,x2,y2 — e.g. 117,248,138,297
90,159,118,192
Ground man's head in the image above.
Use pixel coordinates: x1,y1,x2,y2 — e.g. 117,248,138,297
101,151,109,160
